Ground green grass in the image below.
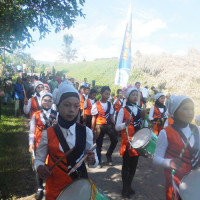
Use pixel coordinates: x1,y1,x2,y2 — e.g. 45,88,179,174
0,102,34,200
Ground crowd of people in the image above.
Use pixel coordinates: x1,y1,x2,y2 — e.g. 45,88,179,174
0,68,200,200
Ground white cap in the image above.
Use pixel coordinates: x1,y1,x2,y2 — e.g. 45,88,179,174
53,80,79,105
34,81,44,91
123,86,138,99
167,94,191,116
155,93,165,100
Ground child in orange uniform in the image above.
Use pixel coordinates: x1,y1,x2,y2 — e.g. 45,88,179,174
154,95,200,200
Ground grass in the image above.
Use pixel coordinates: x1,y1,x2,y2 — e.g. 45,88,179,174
0,101,35,200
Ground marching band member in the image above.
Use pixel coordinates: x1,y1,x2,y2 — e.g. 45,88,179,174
91,86,118,165
29,92,58,200
153,95,200,200
35,81,98,200
83,88,97,128
115,86,144,199
113,89,126,123
24,81,44,119
149,93,168,135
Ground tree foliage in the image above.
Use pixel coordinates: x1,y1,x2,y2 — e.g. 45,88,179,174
0,0,85,54
60,34,77,63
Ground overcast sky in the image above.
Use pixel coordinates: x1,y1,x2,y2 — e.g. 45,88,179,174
25,0,200,62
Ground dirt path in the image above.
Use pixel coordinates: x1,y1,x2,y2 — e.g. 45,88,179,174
16,135,165,200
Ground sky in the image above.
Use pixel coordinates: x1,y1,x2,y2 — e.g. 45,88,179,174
25,0,200,62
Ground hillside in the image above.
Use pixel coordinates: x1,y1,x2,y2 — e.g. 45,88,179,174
54,50,200,114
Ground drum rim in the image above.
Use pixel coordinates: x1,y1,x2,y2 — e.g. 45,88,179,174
131,128,152,149
179,168,200,198
56,178,92,200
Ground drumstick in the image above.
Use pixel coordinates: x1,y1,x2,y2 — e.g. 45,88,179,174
68,144,97,176
49,148,74,171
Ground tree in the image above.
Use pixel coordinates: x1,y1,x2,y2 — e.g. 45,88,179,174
60,34,77,63
0,0,85,56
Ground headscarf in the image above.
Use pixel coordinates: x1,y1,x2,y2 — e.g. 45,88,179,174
123,85,138,99
154,93,165,109
53,80,79,106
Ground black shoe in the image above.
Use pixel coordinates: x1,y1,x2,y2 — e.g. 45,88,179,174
106,153,112,165
122,189,130,199
35,189,44,200
128,187,135,195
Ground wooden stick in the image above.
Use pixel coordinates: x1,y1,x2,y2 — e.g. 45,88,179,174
49,148,74,171
68,144,97,176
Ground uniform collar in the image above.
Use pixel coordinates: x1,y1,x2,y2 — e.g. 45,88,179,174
59,123,76,135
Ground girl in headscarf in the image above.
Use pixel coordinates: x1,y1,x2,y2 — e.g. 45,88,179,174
115,86,145,199
153,95,200,200
149,93,168,135
34,81,98,200
29,92,58,200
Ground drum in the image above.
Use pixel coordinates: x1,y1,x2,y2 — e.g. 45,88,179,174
131,128,157,158
179,168,200,200
56,179,112,200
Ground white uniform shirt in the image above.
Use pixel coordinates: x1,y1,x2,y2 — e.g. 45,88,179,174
29,109,58,145
34,123,99,170
113,97,126,108
149,105,167,121
153,124,200,168
141,88,150,98
91,100,114,116
115,105,139,131
24,94,41,114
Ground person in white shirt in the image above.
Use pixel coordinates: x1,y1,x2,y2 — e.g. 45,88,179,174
153,95,200,200
29,92,58,200
91,86,118,166
141,86,150,108
24,81,44,119
35,81,98,200
149,93,168,135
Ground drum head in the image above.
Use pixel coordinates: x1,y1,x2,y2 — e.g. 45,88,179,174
57,179,92,200
131,128,151,148
179,168,200,200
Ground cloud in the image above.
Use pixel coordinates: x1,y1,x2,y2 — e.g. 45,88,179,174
133,19,167,38
169,33,193,40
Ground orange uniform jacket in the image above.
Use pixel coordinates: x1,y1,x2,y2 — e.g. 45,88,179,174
120,107,139,157
95,101,111,125
153,105,164,135
31,97,41,119
84,98,92,116
114,96,124,112
164,125,200,200
79,93,85,110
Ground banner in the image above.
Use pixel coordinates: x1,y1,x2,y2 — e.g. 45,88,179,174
115,9,132,87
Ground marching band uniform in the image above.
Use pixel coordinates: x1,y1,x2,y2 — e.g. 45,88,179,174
24,81,44,119
153,95,200,200
115,87,142,199
149,93,167,135
84,98,96,128
113,95,126,123
35,81,98,200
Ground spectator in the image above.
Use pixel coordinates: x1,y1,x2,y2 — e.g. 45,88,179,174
4,77,13,105
141,86,150,108
81,78,89,87
14,77,24,116
49,76,58,93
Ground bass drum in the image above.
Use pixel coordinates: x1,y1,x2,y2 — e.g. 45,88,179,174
56,179,112,200
179,168,200,200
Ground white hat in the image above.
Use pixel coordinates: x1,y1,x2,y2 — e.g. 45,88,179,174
167,94,191,116
40,91,52,103
124,86,138,99
155,93,165,100
34,81,44,91
53,80,79,105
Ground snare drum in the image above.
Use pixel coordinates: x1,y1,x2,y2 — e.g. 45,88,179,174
179,168,200,200
131,128,157,158
56,179,112,200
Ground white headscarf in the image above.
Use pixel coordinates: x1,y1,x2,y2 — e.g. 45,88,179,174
124,87,138,99
167,94,191,116
53,80,79,105
40,91,52,104
155,93,165,100
34,81,44,91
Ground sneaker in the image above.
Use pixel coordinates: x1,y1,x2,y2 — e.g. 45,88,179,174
35,189,44,200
